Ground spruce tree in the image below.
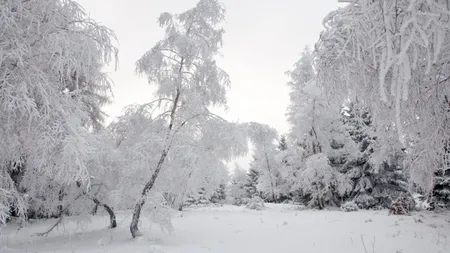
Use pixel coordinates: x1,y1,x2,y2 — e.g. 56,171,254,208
278,135,288,152
245,162,261,199
342,104,409,209
431,149,450,209
210,184,227,204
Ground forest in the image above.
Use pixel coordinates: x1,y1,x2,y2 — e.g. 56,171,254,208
1,0,450,252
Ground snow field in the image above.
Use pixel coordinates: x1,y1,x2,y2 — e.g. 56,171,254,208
2,204,449,253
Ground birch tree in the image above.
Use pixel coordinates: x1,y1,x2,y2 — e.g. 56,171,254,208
130,0,247,238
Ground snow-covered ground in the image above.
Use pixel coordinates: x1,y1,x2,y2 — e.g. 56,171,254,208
1,204,449,253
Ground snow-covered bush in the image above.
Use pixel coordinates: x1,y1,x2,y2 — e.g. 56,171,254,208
340,201,359,212
246,197,265,210
298,154,352,209
412,193,431,211
389,194,415,215
184,188,211,207
145,193,174,234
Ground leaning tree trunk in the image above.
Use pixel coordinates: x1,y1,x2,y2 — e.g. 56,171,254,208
130,150,169,238
129,85,181,238
92,197,117,228
75,181,117,229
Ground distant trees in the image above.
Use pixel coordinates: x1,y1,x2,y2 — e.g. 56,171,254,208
228,166,249,205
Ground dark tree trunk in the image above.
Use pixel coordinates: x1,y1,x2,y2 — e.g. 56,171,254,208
92,203,99,215
130,150,169,238
130,84,182,238
92,197,117,229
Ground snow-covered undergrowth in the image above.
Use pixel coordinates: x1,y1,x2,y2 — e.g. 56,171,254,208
1,204,449,253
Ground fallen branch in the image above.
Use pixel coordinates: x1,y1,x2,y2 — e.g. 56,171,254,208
33,193,83,237
34,216,64,237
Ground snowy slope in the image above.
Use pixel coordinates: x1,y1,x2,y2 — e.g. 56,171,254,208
2,204,449,253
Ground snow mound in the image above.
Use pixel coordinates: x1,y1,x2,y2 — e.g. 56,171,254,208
341,201,359,212
245,197,265,210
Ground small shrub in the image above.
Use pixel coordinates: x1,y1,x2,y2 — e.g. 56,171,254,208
412,193,431,211
231,197,249,206
293,204,307,211
389,193,415,215
245,197,265,210
341,201,359,212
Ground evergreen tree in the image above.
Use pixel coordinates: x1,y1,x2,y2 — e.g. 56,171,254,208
285,47,355,208
430,142,450,209
246,123,286,203
275,135,292,202
299,153,352,209
244,157,261,199
278,135,288,152
185,187,210,206
316,0,450,192
431,168,450,209
342,104,409,209
210,184,227,204
228,166,248,205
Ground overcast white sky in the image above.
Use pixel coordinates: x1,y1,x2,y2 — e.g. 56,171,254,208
76,0,341,168
77,0,341,132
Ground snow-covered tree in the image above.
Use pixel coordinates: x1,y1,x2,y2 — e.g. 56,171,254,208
273,135,295,202
129,0,247,237
285,45,357,208
341,104,377,208
245,123,286,203
430,140,450,209
244,163,261,199
210,183,227,205
341,104,410,209
286,47,316,147
228,166,248,205
286,47,355,159
0,0,117,224
278,135,288,152
298,153,352,209
431,168,450,209
316,0,450,191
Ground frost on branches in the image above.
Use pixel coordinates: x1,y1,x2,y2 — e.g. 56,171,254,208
316,0,450,192
299,154,351,209
228,166,249,206
284,47,356,208
341,104,409,209
129,0,247,237
245,123,290,203
0,0,117,224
